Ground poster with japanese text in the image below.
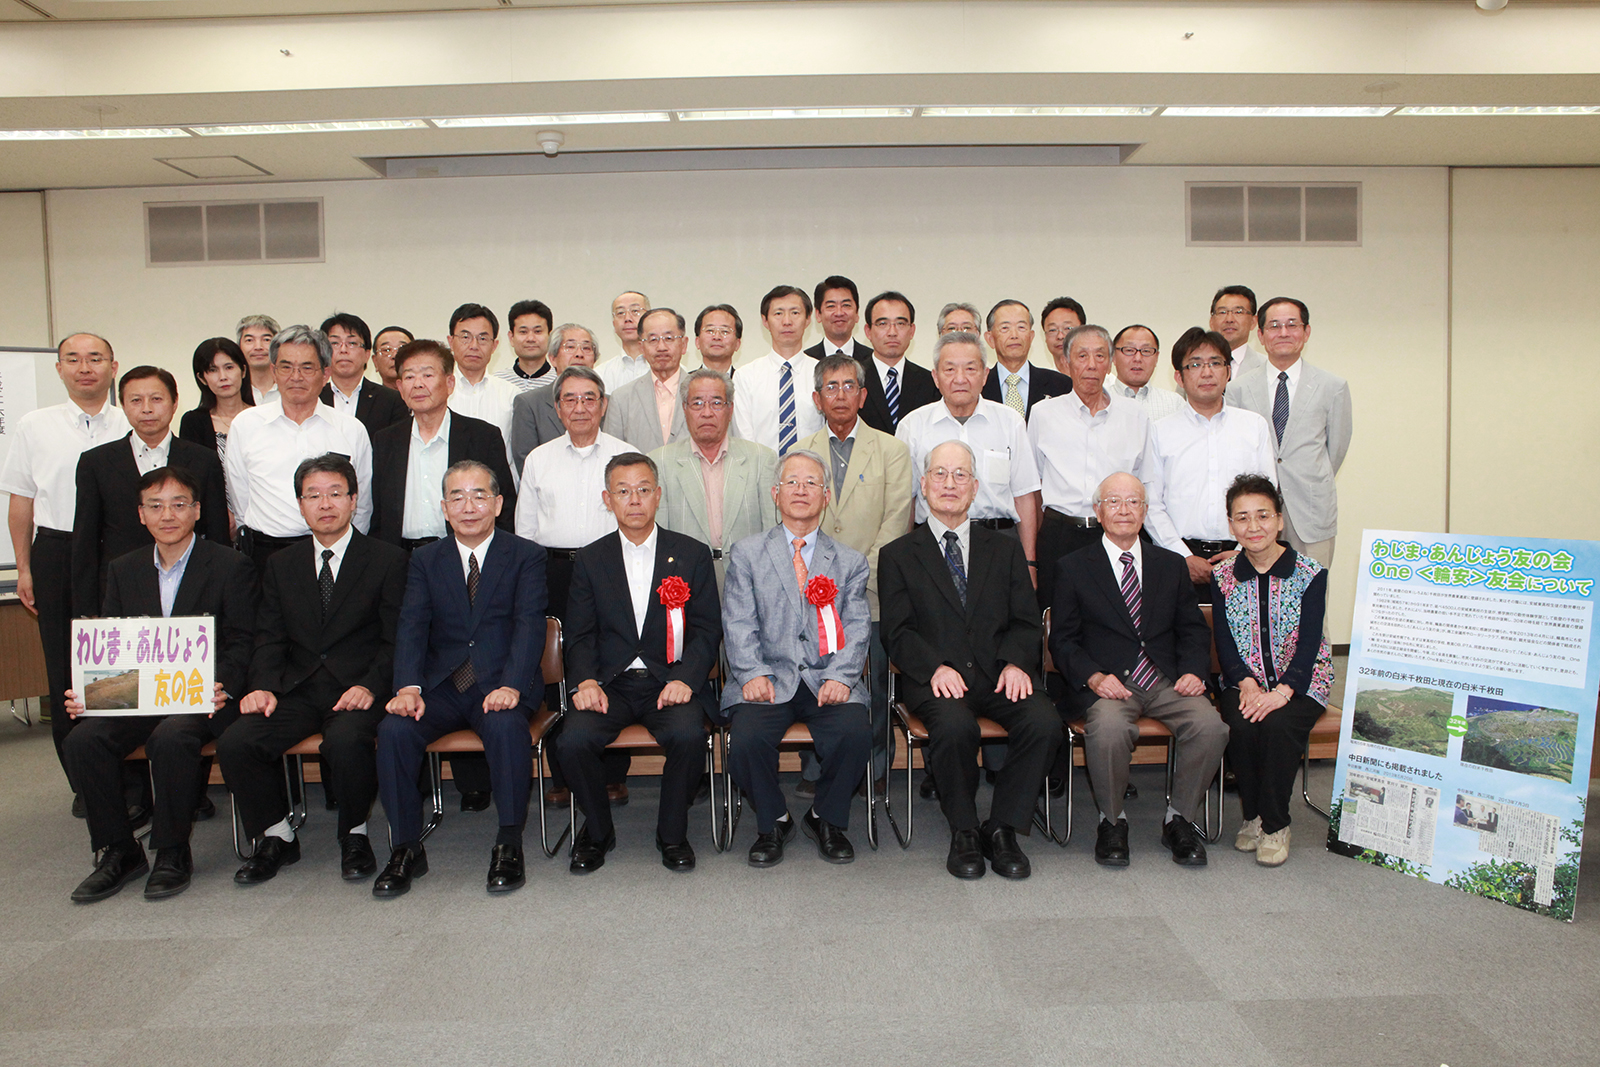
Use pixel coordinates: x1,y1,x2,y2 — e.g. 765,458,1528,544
70,616,215,716
1328,531,1599,921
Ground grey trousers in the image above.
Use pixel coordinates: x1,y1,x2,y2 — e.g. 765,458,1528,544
1083,676,1228,823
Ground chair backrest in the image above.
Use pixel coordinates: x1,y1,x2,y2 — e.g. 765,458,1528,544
542,617,564,713
1198,603,1222,674
1041,607,1057,675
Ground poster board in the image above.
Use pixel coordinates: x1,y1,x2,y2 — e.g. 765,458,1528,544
70,615,215,716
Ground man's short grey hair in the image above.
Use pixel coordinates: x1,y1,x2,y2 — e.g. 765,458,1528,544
932,330,985,367
270,324,331,369
937,302,981,334
546,323,598,361
1065,324,1113,359
923,439,976,476
442,458,500,498
777,448,828,486
236,314,280,339
812,352,863,393
554,364,605,400
1090,472,1146,507
680,366,734,406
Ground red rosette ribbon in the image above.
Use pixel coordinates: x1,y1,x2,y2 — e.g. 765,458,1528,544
658,576,691,663
805,575,845,656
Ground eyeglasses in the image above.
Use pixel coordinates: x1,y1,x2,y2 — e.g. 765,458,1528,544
452,331,494,347
299,489,349,503
778,478,826,491
872,317,912,331
1181,359,1228,372
607,486,658,501
613,304,646,318
699,326,735,339
1262,319,1304,332
558,339,595,353
60,355,111,368
446,489,495,506
139,499,194,514
1212,307,1254,319
927,467,973,485
276,362,323,378
1230,508,1279,524
1116,346,1158,359
1098,495,1146,511
558,393,602,409
329,337,366,351
687,398,729,411
819,381,861,395
643,333,681,346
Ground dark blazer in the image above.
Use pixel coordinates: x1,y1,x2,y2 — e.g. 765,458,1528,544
1048,541,1210,693
804,339,871,361
72,432,231,617
879,523,1043,693
247,530,409,700
101,538,257,700
982,363,1072,419
856,354,939,435
320,379,409,439
178,407,222,452
368,412,517,545
394,532,548,698
565,528,720,690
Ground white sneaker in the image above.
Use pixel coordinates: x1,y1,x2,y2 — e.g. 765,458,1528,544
1234,817,1262,852
1256,827,1291,866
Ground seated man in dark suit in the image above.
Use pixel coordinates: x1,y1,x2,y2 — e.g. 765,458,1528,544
60,465,256,902
372,460,547,898
558,452,719,874
217,454,409,886
1049,471,1229,868
880,440,1061,880
723,449,873,867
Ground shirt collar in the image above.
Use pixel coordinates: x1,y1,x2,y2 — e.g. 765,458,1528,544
781,524,817,550
998,361,1031,387
331,379,362,402
1232,545,1299,581
412,409,451,445
514,360,549,380
563,433,601,458
315,525,355,566
872,353,903,378
154,534,197,576
620,524,659,557
767,349,807,369
134,431,173,455
693,438,729,465
455,530,493,567
829,418,860,442
1107,374,1147,400
926,512,969,546
1102,534,1142,573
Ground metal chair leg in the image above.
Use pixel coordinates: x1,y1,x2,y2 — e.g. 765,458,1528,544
1201,754,1225,842
881,721,914,849
706,731,726,853
419,752,445,842
1302,748,1332,819
535,740,570,858
864,757,878,850
231,793,253,860
9,697,32,727
285,754,307,832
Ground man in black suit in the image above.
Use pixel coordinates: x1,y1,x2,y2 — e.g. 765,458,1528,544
72,366,229,618
60,465,256,902
372,460,547,898
1049,471,1229,868
981,299,1072,420
879,440,1061,880
856,291,939,435
319,312,409,438
803,275,873,362
216,454,409,885
558,452,719,875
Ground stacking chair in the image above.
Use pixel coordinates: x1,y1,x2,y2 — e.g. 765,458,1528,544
1302,707,1344,818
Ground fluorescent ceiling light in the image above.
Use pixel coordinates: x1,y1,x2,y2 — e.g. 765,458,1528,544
1393,105,1600,117
431,112,672,128
0,127,192,140
1162,106,1394,118
920,106,1159,118
189,119,429,136
676,107,914,122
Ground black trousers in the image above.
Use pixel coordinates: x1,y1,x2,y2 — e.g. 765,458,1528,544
906,681,1060,834
215,671,383,839
728,683,871,833
62,705,238,852
32,530,75,772
538,551,628,794
555,674,706,844
1218,688,1324,834
1037,510,1103,614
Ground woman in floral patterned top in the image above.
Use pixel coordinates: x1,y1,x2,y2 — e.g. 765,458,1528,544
1211,473,1333,866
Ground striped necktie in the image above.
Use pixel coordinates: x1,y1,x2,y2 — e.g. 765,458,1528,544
884,366,900,423
778,360,797,456
1272,371,1290,444
1119,551,1159,689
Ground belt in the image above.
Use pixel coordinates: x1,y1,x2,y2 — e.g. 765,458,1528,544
1184,538,1238,558
973,517,1016,530
545,548,579,561
1045,509,1099,529
400,536,440,551
35,527,72,541
249,529,308,548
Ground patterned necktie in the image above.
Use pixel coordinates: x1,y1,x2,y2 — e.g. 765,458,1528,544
1272,370,1290,445
884,366,900,423
451,551,481,693
318,548,334,616
1005,373,1026,415
778,360,797,456
1119,551,1159,688
943,531,967,607
792,537,808,592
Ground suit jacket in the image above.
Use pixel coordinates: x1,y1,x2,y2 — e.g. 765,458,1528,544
72,432,231,617
879,523,1042,695
394,532,547,698
982,363,1073,419
603,372,689,453
795,421,914,618
178,407,222,452
319,379,409,439
368,413,517,545
720,524,871,712
856,354,939,435
1048,541,1210,695
566,528,720,691
804,339,872,362
1226,360,1352,543
509,385,564,474
650,436,780,588
247,530,409,700
101,538,257,701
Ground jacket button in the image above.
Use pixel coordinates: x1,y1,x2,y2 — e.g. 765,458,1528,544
320,654,326,660
469,640,475,647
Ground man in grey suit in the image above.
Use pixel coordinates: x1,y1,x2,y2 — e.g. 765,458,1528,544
723,449,874,868
1225,297,1352,568
604,308,690,452
509,323,599,473
650,368,779,590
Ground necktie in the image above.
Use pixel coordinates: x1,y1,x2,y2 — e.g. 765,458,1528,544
318,548,334,616
1272,370,1290,445
1005,373,1026,415
792,537,808,592
884,366,900,423
466,551,480,604
451,552,481,693
1119,551,1159,689
943,531,967,607
778,360,797,456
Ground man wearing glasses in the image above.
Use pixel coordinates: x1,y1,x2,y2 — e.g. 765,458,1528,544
605,308,691,452
1208,285,1267,380
857,291,939,435
510,324,601,472
445,303,519,479
318,313,408,438
1105,324,1185,421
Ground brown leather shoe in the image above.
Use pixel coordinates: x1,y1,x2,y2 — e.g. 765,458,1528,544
544,787,571,809
606,782,630,806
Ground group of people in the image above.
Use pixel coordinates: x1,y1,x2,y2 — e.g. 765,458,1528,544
0,274,1349,902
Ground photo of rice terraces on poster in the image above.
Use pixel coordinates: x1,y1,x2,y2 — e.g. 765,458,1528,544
1350,678,1452,758
1460,696,1578,784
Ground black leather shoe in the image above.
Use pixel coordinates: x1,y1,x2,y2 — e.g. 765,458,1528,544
919,773,938,800
145,845,193,899
372,845,427,898
70,841,148,903
192,795,216,822
460,790,491,813
1161,816,1208,866
946,828,985,879
569,827,616,875
234,835,300,885
1124,782,1139,800
487,843,525,892
656,835,696,872
981,822,1031,879
748,815,796,868
1047,775,1066,799
127,803,152,834
340,834,377,881
71,793,86,819
1095,818,1131,867
802,809,854,864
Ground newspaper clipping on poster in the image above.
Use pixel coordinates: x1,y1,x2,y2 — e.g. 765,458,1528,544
70,616,215,716
1329,531,1599,921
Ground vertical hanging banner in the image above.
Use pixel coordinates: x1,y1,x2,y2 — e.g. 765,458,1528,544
70,616,216,716
1329,531,1599,921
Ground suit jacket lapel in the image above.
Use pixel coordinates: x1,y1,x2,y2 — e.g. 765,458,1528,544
1286,366,1321,441
1092,548,1141,637
964,527,994,619
169,544,208,616
833,429,866,511
723,447,754,541
765,526,806,616
605,535,639,635
323,533,367,625
912,526,966,616
467,535,509,630
675,448,712,544
859,357,889,428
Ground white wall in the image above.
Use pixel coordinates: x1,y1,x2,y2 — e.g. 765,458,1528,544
0,192,51,351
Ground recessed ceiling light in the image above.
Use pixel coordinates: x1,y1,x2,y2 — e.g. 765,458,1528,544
431,112,672,128
1162,106,1395,118
0,127,193,140
675,107,915,121
920,106,1159,118
1392,105,1600,116
189,119,429,136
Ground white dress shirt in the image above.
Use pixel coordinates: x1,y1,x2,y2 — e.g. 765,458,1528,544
402,412,452,541
819,339,858,358
596,354,648,393
312,525,355,583
515,431,631,547
620,524,658,669
224,400,373,537
925,513,971,572
130,431,173,475
733,350,825,452
325,380,363,418
896,398,1040,524
1141,405,1279,554
1026,391,1149,519
1106,374,1187,422
448,373,519,479
1102,533,1144,581
1272,358,1304,406
1231,345,1267,381
0,398,130,531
